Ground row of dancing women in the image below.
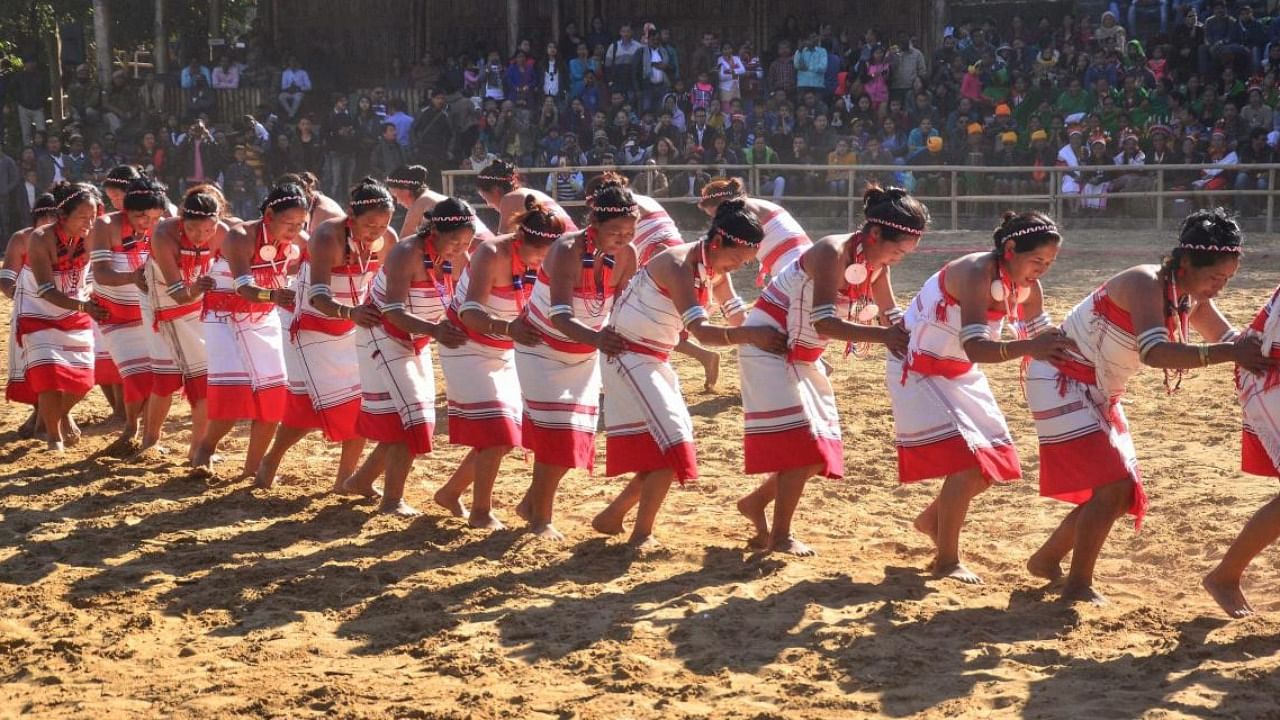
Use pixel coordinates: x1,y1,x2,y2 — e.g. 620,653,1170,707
3,158,1278,618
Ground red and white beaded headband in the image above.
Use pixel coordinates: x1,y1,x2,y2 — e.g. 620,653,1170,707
1002,224,1059,240
521,225,562,239
432,215,473,223
351,197,393,207
867,217,925,236
702,189,741,200
592,205,636,214
384,178,420,187
714,228,750,246
267,194,308,208
1180,242,1242,253
103,178,131,188
478,172,515,181
182,208,218,217
127,189,163,196
57,189,92,209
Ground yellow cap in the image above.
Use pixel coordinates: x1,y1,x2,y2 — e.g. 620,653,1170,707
967,122,984,136
927,136,943,151
1031,129,1048,141
995,104,1012,117
1000,131,1018,144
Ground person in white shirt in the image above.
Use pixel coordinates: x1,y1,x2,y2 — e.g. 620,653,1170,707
211,56,240,89
279,56,312,120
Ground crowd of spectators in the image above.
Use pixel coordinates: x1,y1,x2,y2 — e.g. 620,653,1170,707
5,0,1280,238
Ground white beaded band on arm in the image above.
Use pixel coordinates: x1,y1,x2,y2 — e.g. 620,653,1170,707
1219,327,1241,343
681,305,709,328
547,304,574,318
233,274,254,290
90,249,113,263
166,280,187,297
308,284,333,300
458,300,486,316
811,303,838,326
721,296,746,318
884,307,904,325
958,323,991,345
1137,327,1170,362
381,302,406,313
0,269,16,282
1024,312,1051,336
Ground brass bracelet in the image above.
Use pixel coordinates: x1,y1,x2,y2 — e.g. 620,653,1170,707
258,288,273,303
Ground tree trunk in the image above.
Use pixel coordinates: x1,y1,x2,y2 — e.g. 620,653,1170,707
93,0,111,85
46,18,65,131
506,0,519,57
208,0,221,39
154,0,167,74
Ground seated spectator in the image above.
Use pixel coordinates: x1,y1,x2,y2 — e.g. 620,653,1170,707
633,158,670,197
224,144,260,218
180,58,212,90
185,75,216,121
545,156,584,200
825,137,856,196
211,55,240,89
1235,127,1274,214
67,65,104,129
279,56,312,120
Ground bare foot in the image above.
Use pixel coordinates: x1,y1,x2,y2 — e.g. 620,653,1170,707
913,512,938,547
45,440,66,453
736,495,770,550
530,521,565,542
62,416,81,444
252,466,276,490
701,352,720,392
1203,572,1255,619
1027,549,1065,582
1061,582,1107,606
188,448,217,478
379,498,421,517
770,535,816,557
515,495,533,523
628,533,661,551
933,559,983,585
334,475,382,499
106,435,143,458
591,510,625,536
468,510,505,530
433,488,469,519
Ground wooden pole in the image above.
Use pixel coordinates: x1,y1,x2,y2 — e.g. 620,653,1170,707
93,0,112,85
208,0,222,38
154,0,167,74
46,17,65,131
507,0,519,57
552,0,561,42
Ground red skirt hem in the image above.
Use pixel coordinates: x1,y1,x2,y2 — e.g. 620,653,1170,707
6,380,37,406
898,435,1021,484
744,427,843,479
150,372,185,398
95,357,122,385
357,410,433,455
522,418,595,470
1243,429,1280,477
606,432,698,482
283,393,362,442
121,370,155,404
207,384,286,423
448,415,521,449
1039,430,1147,528
26,363,94,396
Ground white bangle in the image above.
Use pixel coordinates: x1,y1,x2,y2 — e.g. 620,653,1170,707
0,269,18,282
458,300,486,316
681,305,709,328
548,304,574,318
721,296,746,317
381,302,405,313
166,280,187,297
90,249,113,263
958,323,991,345
308,284,333,300
885,307,905,325
233,274,254,290
811,304,838,324
35,281,55,297
1219,327,1240,343
1137,327,1170,362
1024,312,1051,336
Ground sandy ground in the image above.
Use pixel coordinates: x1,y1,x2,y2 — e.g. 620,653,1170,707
1,227,1279,720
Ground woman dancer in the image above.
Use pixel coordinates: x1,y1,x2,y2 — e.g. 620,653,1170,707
888,211,1074,584
350,199,473,514
255,179,396,490
191,183,305,477
1206,257,1280,617
14,182,106,450
88,177,169,452
474,159,577,233
387,164,495,248
3,194,59,435
1022,209,1266,604
698,177,812,286
591,200,787,549
738,185,929,555
432,196,567,529
511,183,639,540
143,189,228,464
587,172,723,390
